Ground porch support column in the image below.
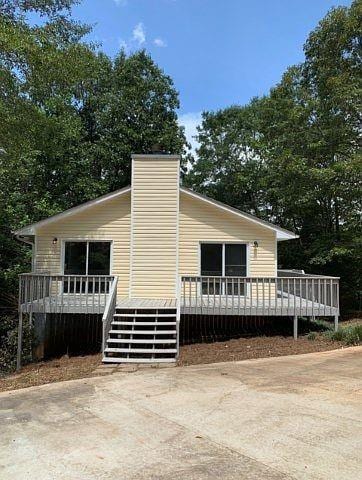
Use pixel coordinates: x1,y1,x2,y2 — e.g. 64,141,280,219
16,311,23,371
334,314,339,332
293,315,298,340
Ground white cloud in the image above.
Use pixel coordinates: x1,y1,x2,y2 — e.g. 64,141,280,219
113,0,127,6
118,38,129,52
153,37,167,48
132,22,146,45
178,112,202,155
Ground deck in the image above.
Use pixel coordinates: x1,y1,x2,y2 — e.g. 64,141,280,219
117,298,177,309
19,292,338,317
16,273,340,369
18,273,339,318
181,293,338,316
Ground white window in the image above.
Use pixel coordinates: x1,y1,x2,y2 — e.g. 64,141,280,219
64,241,111,275
200,243,247,295
63,241,111,293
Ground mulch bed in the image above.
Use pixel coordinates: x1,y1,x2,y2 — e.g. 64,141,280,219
0,354,104,393
177,334,345,366
0,331,354,392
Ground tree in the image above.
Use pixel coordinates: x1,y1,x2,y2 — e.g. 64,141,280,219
189,1,361,310
186,104,268,217
0,0,187,310
77,50,187,195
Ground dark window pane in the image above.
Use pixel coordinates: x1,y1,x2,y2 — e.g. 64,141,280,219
202,278,222,295
88,242,110,275
87,280,110,294
64,242,87,275
225,265,247,277
225,244,246,266
225,244,247,277
226,280,245,296
201,244,222,276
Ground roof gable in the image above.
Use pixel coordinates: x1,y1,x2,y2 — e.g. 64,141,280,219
180,187,298,241
14,184,297,242
14,186,131,236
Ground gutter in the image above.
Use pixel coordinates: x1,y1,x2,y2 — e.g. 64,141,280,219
15,234,35,246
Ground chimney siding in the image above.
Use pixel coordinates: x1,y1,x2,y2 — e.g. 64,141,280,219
129,155,180,299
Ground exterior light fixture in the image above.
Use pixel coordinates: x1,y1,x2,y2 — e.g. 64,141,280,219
253,241,259,248
52,237,58,245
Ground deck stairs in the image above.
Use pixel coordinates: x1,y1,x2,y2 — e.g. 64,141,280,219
103,301,179,363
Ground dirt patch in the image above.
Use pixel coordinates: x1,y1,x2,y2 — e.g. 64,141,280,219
178,334,345,366
0,354,104,393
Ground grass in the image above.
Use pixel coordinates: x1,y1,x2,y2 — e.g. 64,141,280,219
305,317,362,345
325,324,362,346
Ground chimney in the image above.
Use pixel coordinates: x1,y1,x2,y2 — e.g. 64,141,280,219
129,153,180,299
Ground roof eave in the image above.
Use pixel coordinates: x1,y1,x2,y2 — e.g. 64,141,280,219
277,232,299,241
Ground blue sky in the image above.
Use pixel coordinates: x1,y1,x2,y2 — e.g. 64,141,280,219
72,0,351,149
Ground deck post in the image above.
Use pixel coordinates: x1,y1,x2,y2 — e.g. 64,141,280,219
16,310,23,371
334,314,339,332
293,315,298,340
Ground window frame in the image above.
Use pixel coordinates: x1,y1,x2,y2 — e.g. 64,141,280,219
199,241,249,297
199,241,249,277
61,239,113,276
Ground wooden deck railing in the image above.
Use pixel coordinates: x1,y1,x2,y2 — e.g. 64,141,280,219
180,275,339,317
102,276,118,353
19,274,115,314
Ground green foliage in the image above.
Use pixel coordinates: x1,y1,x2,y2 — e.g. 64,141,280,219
0,0,188,318
307,332,317,341
189,1,362,311
325,324,362,345
0,314,33,375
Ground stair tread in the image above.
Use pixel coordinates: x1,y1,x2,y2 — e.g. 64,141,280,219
112,321,176,326
105,347,177,354
107,338,176,344
109,329,177,335
114,313,176,318
102,357,176,364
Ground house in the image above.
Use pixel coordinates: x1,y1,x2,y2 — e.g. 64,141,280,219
15,153,339,366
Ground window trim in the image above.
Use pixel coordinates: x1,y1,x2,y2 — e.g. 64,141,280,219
61,239,113,276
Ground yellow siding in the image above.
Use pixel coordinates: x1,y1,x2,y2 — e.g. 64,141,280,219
34,192,131,298
179,192,276,278
33,184,278,301
130,157,179,298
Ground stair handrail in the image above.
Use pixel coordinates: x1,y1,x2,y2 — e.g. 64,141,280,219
176,275,182,359
102,276,118,353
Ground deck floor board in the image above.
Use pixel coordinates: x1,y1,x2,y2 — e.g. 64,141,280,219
20,293,338,316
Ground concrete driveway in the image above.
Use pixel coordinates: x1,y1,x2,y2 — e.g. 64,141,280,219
0,347,361,480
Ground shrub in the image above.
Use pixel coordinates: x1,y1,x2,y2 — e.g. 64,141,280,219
325,324,362,346
344,325,362,345
307,332,317,341
0,314,33,376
